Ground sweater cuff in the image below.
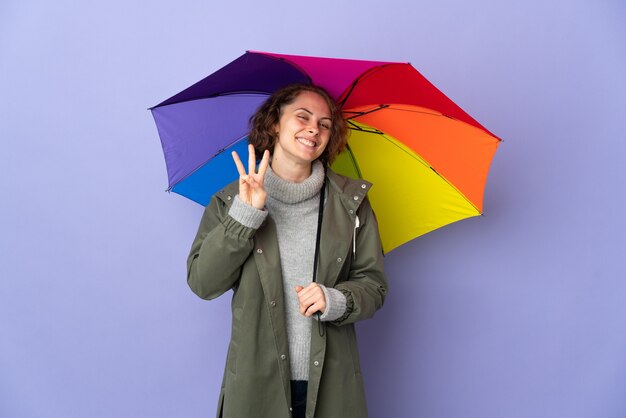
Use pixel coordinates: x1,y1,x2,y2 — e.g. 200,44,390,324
318,285,347,322
228,195,268,229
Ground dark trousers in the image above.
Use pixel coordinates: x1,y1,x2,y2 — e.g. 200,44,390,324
290,380,308,418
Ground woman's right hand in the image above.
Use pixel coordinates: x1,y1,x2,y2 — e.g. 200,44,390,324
231,144,270,210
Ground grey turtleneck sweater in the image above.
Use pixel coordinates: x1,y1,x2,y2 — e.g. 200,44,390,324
227,161,347,380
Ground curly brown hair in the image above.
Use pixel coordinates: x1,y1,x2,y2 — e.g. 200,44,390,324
248,84,348,166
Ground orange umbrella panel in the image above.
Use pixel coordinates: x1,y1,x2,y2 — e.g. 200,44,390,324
344,104,500,213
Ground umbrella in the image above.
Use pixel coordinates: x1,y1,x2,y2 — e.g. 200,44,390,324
150,51,501,252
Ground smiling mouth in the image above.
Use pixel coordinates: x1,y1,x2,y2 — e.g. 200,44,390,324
296,137,317,147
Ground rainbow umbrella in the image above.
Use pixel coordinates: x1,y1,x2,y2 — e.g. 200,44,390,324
150,51,501,252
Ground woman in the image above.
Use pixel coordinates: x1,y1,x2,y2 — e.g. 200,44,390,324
187,84,388,418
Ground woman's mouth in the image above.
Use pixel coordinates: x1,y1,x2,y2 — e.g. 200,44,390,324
296,137,317,147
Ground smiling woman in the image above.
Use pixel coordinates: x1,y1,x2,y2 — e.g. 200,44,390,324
186,84,388,418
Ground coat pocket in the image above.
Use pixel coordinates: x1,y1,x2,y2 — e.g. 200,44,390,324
346,325,362,374
226,340,238,375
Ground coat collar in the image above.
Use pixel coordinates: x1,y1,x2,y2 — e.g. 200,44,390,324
325,169,372,213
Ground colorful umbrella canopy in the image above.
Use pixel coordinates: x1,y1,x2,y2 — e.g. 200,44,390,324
150,51,501,252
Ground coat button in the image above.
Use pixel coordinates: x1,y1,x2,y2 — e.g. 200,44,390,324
281,354,286,360
313,360,319,366
227,195,232,200
361,184,366,188
353,195,359,201
349,209,353,214
337,257,342,263
289,407,293,412
270,300,276,307
257,249,263,254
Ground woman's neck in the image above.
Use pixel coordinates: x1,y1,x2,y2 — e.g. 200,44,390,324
270,156,312,183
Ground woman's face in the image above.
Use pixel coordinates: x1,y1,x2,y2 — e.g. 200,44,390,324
272,91,332,167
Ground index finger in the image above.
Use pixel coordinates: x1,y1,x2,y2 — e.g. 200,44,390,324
231,151,246,176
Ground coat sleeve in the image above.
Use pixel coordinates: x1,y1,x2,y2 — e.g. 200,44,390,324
186,195,258,300
332,196,388,326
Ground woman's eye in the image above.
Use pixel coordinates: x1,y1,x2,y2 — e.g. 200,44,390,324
297,114,308,120
320,123,331,130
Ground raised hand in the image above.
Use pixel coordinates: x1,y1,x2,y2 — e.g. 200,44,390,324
231,144,270,210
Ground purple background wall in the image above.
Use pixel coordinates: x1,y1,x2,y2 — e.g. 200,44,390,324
1,1,625,417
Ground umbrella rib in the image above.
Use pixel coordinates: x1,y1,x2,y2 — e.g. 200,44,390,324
271,56,314,85
346,120,385,135
344,143,363,179
368,106,502,141
348,105,502,142
345,104,390,121
338,64,399,107
213,90,276,98
347,105,441,119
151,91,272,108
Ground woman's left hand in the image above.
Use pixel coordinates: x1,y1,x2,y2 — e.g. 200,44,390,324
295,283,326,317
